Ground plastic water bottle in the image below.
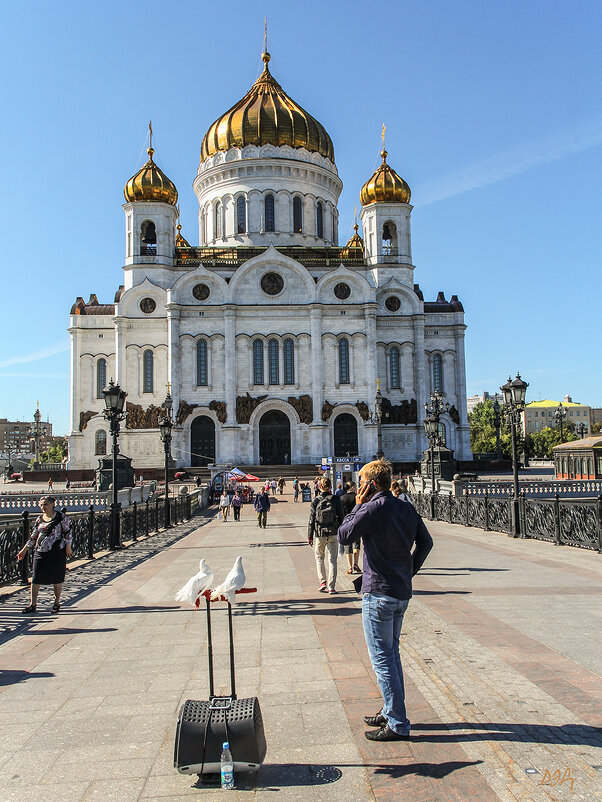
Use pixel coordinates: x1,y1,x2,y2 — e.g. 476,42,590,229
220,741,234,789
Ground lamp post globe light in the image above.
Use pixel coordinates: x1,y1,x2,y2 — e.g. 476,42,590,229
500,373,528,537
576,421,586,439
31,402,42,470
102,379,127,550
554,402,567,442
423,390,449,519
159,391,173,528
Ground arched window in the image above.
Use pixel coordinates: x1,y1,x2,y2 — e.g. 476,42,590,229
268,339,279,385
438,422,447,446
432,354,443,393
389,347,400,389
253,340,264,385
236,196,246,234
338,338,350,385
382,221,398,255
215,202,222,238
283,339,294,385
265,194,275,232
293,197,303,233
140,220,156,255
196,340,208,386
143,350,154,393
96,358,107,399
95,430,107,456
316,202,324,238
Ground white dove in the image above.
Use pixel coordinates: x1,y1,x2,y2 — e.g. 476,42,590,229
211,556,246,604
174,559,214,607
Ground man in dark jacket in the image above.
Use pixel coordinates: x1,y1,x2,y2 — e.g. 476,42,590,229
340,482,361,574
254,488,271,528
307,476,344,594
338,459,433,741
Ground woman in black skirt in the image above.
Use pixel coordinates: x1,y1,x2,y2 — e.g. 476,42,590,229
17,495,72,614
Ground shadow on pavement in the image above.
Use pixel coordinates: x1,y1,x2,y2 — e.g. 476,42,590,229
0,669,54,686
234,596,359,617
413,590,471,596
424,567,510,573
411,722,602,747
249,541,307,548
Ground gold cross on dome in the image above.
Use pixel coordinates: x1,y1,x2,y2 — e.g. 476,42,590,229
166,381,171,395
149,120,153,149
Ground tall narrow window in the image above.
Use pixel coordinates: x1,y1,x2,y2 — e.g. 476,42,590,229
293,197,303,233
253,340,264,385
390,347,400,389
236,196,246,234
332,210,336,243
283,339,294,385
433,354,443,393
143,350,154,393
268,339,279,385
126,215,132,257
316,201,324,238
265,194,275,232
140,220,156,255
215,202,222,238
96,358,107,399
438,422,447,446
95,430,107,455
339,338,350,385
196,340,208,386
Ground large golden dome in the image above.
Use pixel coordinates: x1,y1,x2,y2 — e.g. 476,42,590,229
200,52,335,163
360,150,411,205
124,147,178,205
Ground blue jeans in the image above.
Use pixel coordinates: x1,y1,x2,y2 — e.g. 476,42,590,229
362,593,410,735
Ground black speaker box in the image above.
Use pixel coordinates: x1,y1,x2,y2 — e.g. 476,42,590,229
174,696,266,775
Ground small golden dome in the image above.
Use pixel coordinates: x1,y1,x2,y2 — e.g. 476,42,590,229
360,150,411,205
200,52,335,163
124,147,178,205
175,223,190,248
341,223,364,257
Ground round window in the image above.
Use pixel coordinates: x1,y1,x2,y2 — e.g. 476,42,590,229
140,297,156,314
334,282,351,300
385,296,401,312
261,272,284,295
192,283,210,301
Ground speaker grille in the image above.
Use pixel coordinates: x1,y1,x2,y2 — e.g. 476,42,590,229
181,698,256,724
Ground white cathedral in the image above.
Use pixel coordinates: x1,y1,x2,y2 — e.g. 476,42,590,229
67,49,471,470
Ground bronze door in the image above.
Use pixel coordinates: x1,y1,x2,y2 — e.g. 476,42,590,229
259,410,290,465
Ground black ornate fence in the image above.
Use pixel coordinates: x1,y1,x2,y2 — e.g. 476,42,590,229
0,494,196,586
411,491,601,550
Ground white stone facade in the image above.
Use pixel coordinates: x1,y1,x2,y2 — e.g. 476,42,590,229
67,86,471,470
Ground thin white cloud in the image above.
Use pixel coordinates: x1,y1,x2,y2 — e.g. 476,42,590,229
414,117,602,206
0,342,69,369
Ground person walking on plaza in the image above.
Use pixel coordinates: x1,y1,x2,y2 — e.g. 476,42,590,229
47,476,53,491
307,476,344,594
338,459,433,741
340,482,361,574
254,487,271,528
277,476,286,495
293,477,300,502
270,479,277,496
219,490,231,521
232,490,242,521
17,496,72,614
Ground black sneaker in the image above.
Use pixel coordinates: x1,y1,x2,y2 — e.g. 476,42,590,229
365,725,410,742
363,712,386,727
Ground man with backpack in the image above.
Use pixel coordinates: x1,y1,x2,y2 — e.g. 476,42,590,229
307,476,344,594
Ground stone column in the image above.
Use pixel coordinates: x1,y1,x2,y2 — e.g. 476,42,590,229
114,317,126,387
309,305,324,422
454,324,471,459
68,325,79,434
167,305,181,414
223,306,236,423
364,306,378,396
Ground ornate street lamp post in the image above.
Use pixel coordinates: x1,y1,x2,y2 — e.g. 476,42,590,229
501,373,528,537
576,421,586,439
374,381,384,459
493,398,502,459
102,379,127,550
159,391,173,528
31,402,42,470
423,390,449,518
554,402,567,442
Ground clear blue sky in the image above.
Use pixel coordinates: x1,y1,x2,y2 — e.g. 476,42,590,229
1,0,601,435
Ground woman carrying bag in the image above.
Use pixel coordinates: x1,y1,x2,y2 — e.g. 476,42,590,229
17,495,72,614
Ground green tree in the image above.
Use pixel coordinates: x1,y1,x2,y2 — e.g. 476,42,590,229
524,423,578,459
468,400,513,455
39,438,68,464
591,422,602,434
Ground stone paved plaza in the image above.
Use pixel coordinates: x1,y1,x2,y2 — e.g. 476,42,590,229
0,488,600,801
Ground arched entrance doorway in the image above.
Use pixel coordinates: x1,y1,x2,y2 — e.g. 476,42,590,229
334,413,358,457
190,416,215,466
259,410,290,465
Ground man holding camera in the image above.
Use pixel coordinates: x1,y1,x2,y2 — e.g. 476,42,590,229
338,459,433,741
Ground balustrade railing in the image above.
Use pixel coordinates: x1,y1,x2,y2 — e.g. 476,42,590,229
464,479,602,498
0,491,202,586
410,491,601,551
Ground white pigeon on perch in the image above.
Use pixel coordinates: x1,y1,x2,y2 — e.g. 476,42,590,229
174,559,214,607
211,556,246,604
